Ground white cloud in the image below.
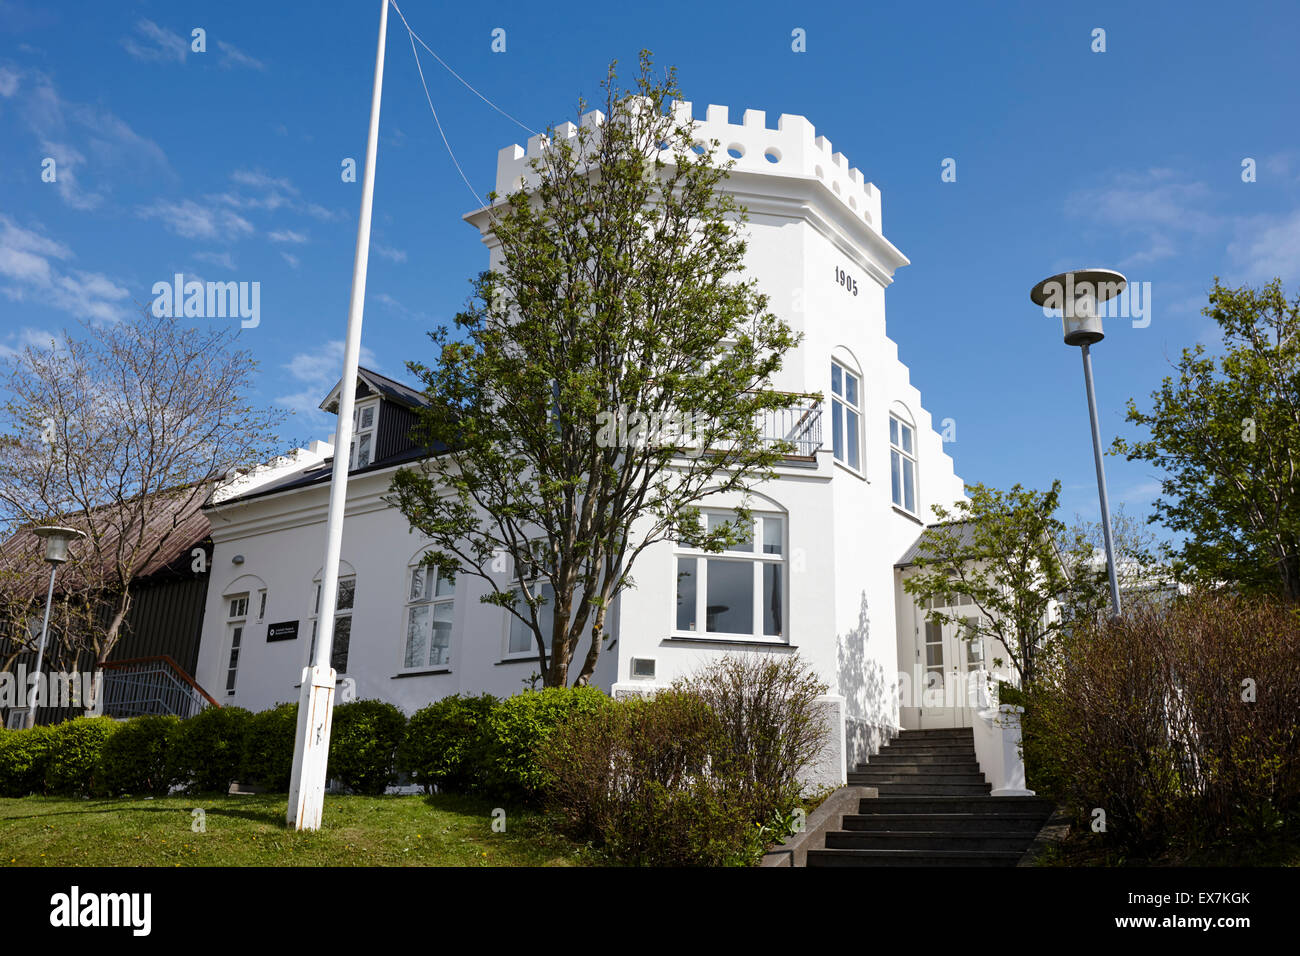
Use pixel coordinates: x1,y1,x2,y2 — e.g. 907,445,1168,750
276,340,380,422
7,67,170,209
194,251,237,270
1227,210,1300,285
138,199,255,240
267,229,307,244
0,66,19,97
216,40,266,72
280,252,300,269
122,19,188,63
0,327,62,360
375,244,407,263
0,215,130,323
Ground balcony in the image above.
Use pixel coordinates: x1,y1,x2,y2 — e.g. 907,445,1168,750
759,394,823,458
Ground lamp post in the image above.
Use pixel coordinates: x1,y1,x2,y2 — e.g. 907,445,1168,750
1030,268,1125,619
24,526,86,729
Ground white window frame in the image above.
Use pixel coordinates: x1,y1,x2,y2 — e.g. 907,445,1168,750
224,593,249,697
890,413,918,514
308,574,356,674
403,563,455,671
831,361,862,473
672,509,787,643
349,399,379,470
503,577,556,661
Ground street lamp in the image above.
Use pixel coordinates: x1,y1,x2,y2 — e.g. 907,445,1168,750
24,526,86,728
1030,268,1124,618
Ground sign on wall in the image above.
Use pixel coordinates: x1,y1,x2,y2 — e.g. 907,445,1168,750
266,621,299,642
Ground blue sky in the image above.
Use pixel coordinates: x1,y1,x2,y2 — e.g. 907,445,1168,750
2,0,1298,538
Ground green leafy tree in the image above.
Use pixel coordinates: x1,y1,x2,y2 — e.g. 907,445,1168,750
901,482,1068,689
1113,277,1300,599
388,53,806,687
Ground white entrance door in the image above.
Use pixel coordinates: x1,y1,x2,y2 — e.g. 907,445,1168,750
917,614,985,728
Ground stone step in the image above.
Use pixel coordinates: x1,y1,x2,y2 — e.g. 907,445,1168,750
860,754,981,768
894,728,974,739
858,796,1053,815
864,782,993,796
876,743,978,755
806,847,1023,867
841,812,1050,833
825,830,1034,852
848,771,989,786
854,760,981,773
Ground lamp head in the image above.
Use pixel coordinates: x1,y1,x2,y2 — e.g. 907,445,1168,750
1030,268,1127,346
32,526,86,565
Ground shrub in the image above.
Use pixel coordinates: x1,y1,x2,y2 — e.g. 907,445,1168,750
399,693,498,793
328,699,407,795
167,705,251,794
676,654,829,823
44,716,120,796
542,688,765,865
240,702,299,792
481,686,610,802
1026,593,1300,855
97,715,180,796
0,724,55,797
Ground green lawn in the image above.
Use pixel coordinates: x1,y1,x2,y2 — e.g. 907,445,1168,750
0,793,589,867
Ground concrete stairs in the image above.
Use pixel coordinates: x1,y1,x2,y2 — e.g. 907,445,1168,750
807,728,1053,867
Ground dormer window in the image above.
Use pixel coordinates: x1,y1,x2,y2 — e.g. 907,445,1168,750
349,401,378,470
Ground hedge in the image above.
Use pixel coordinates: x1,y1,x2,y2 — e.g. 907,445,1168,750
328,699,407,795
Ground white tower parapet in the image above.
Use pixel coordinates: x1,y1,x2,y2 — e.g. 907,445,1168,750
493,101,884,231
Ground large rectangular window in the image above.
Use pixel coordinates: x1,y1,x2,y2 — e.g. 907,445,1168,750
404,565,455,669
831,362,861,470
890,415,917,513
674,511,785,640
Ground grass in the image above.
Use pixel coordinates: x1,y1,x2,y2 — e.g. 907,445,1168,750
0,792,589,867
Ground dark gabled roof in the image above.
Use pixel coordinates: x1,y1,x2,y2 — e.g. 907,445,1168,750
318,366,431,413
895,519,981,568
0,489,212,599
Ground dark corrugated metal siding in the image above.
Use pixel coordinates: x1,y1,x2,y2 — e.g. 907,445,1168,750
377,402,420,462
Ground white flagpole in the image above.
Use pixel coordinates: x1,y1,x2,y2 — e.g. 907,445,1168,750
287,0,389,831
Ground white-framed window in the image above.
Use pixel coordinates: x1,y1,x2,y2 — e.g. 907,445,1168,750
890,414,917,513
674,510,786,640
256,589,267,623
309,575,355,673
505,579,556,659
831,362,861,470
349,401,378,470
225,593,249,697
404,564,454,669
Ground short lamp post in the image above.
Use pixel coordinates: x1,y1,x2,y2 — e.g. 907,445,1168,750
1030,268,1125,619
24,526,86,729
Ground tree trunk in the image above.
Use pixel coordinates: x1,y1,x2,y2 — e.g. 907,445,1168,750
574,602,608,687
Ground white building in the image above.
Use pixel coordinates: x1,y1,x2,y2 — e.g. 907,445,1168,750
194,103,1006,784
